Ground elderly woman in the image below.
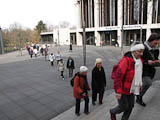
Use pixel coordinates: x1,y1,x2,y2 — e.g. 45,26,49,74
110,42,144,120
91,58,106,105
73,66,90,116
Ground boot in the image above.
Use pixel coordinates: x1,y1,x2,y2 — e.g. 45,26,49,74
110,109,116,120
136,95,146,107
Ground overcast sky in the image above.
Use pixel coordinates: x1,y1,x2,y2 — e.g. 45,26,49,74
0,0,76,29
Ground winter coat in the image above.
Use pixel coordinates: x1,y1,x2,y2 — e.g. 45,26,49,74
142,44,159,79
67,58,75,69
44,48,48,55
113,51,143,95
29,49,33,55
33,49,38,54
56,54,61,61
49,55,55,62
58,62,65,72
91,66,106,92
73,73,90,99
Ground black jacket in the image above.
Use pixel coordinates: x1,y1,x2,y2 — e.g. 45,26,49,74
91,66,106,92
67,58,75,69
142,44,159,79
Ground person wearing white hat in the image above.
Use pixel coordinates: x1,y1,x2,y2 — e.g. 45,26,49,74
110,41,144,120
92,58,106,105
73,66,90,116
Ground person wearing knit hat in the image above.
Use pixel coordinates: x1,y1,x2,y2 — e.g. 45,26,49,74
130,43,144,52
80,66,88,73
110,41,144,120
95,58,102,65
73,66,90,116
92,58,106,105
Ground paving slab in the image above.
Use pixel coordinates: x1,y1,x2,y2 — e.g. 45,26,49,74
0,46,160,120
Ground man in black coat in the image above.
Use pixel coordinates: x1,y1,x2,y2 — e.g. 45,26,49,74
92,58,106,105
136,33,160,107
67,57,75,77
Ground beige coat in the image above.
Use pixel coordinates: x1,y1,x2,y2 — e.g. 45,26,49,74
58,62,65,71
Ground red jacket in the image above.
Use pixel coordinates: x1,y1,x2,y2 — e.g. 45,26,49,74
113,52,143,95
73,75,90,99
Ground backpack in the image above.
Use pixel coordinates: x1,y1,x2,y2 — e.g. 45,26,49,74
70,72,80,87
111,58,129,86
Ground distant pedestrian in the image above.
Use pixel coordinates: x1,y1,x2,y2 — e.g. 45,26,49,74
67,57,75,77
33,48,38,57
73,66,90,116
91,58,106,105
136,33,160,107
29,48,33,58
40,46,44,56
26,44,30,54
49,53,55,66
110,42,144,120
44,45,48,61
58,59,65,80
69,43,72,52
56,51,62,64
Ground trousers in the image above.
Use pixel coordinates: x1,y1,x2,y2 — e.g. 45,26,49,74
111,94,135,120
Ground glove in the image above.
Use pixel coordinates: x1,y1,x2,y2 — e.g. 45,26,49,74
80,91,85,96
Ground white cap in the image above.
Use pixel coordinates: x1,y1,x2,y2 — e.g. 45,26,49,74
131,44,144,52
95,58,102,65
80,66,88,72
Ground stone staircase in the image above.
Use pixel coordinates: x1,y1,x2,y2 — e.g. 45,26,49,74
51,81,160,120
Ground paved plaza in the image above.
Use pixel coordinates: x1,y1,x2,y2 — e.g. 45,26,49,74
0,45,160,120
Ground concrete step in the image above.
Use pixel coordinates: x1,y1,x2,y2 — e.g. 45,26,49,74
51,81,160,120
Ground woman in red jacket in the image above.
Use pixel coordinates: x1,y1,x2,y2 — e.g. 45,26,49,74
110,42,144,120
73,66,90,116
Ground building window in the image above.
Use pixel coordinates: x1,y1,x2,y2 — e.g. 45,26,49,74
100,0,117,27
81,0,94,28
124,0,148,25
133,0,138,23
152,0,160,23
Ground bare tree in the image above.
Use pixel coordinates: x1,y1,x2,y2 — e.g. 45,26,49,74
59,21,70,28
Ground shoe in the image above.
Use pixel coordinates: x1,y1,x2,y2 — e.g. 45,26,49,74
136,99,146,107
75,113,80,116
110,109,116,120
99,101,103,105
92,101,96,106
84,111,90,115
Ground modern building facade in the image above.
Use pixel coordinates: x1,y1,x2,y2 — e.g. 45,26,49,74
75,0,160,46
40,28,72,45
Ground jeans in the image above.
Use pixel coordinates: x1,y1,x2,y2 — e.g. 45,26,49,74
111,94,135,120
69,68,73,77
140,76,152,97
51,61,54,66
61,71,64,78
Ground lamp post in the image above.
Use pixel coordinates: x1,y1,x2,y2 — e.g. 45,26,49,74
82,0,86,66
57,29,60,51
0,26,4,54
140,0,144,43
121,0,124,56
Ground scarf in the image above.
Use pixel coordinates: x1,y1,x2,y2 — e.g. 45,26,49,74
144,41,153,50
130,54,143,95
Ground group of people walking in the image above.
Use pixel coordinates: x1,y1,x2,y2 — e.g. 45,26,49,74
110,33,160,120
72,33,160,120
73,58,106,116
26,43,48,58
48,51,75,80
